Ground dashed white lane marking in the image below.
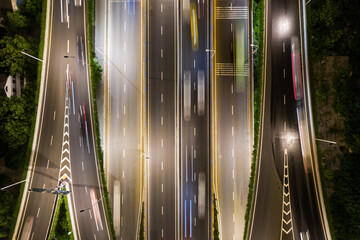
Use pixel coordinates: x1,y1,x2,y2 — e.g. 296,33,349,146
53,111,56,120
161,49,163,58
121,216,123,226
37,208,40,218
283,68,285,78
194,217,197,226
284,95,286,105
162,229,164,238
284,122,287,131
232,148,234,158
124,63,126,72
123,127,126,136
124,21,126,31
194,81,196,90
232,170,234,179
89,209,92,219
50,135,53,146
161,116,163,125
161,138,164,148
47,160,50,169
162,206,163,215
231,23,233,32
79,136,82,147
161,161,163,170
82,161,84,171
194,149,196,159
161,26,163,35
161,183,163,192
233,191,234,200
124,105,126,115
161,3,163,12
194,127,196,136
67,40,69,53
232,126,234,136
124,42,126,51
85,186,87,194
43,184,45,189
122,170,125,179
194,104,196,113
161,93,163,102
123,149,125,158
232,105,234,115
194,59,196,68
161,71,163,80
231,84,234,94
124,84,126,93
283,42,285,53
122,194,123,205
94,234,96,240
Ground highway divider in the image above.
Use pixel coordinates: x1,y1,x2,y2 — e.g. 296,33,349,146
243,0,265,239
48,194,74,239
212,194,220,240
86,0,116,238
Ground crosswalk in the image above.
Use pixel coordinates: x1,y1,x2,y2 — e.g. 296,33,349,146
216,6,248,20
216,62,249,77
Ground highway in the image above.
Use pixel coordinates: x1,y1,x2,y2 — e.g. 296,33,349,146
105,0,142,239
180,0,210,239
248,0,325,239
214,0,252,239
147,0,177,239
15,0,110,239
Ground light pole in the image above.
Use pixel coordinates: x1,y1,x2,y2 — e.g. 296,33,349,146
79,195,104,213
315,138,337,145
1,179,26,191
20,51,43,62
251,44,259,55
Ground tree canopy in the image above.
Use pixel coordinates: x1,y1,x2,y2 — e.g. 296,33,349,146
7,11,29,30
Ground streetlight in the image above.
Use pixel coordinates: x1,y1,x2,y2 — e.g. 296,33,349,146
251,44,259,55
1,179,26,191
79,195,104,213
315,138,337,145
20,51,43,62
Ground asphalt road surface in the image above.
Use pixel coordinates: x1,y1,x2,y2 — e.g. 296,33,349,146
147,0,177,239
106,0,142,239
249,0,325,239
214,0,252,239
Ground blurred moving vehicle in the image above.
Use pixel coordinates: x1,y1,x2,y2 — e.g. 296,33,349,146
291,36,303,102
90,188,103,231
184,71,191,121
190,3,199,51
113,180,120,236
74,0,81,6
198,172,205,219
233,21,246,92
300,230,310,240
197,70,205,116
183,0,190,24
20,216,33,240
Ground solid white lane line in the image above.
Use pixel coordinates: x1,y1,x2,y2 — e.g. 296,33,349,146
161,3,163,12
161,139,163,148
161,161,163,170
124,42,126,51
283,42,285,53
161,93,163,102
232,126,234,136
50,135,53,146
53,111,56,120
161,49,163,58
122,170,125,179
161,116,163,125
47,160,49,169
67,40,69,53
124,63,126,72
124,105,126,115
124,21,126,31
194,127,196,136
232,105,234,115
194,59,196,68
37,208,40,218
283,68,285,78
231,84,234,94
123,127,126,136
124,84,126,93
82,161,84,171
161,26,163,35
284,95,286,105
161,71,163,80
161,183,163,192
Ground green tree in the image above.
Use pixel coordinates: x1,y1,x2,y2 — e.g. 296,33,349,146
0,34,35,75
19,0,43,24
0,191,14,238
7,11,29,30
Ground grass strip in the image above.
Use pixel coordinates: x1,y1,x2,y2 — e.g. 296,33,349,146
49,195,74,240
86,0,116,238
139,202,145,240
7,0,47,238
213,194,220,240
243,0,264,239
